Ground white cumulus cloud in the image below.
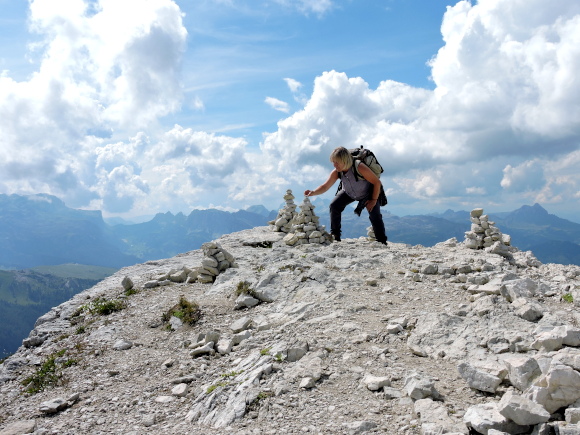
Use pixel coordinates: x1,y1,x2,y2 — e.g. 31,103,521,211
265,96,290,113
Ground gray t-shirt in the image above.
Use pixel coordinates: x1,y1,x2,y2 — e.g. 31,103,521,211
340,162,371,200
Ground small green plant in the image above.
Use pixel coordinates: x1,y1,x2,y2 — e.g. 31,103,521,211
247,390,274,412
256,391,273,401
206,381,228,394
162,296,201,326
75,325,86,335
235,281,257,298
255,265,265,272
562,293,574,303
124,287,138,296
21,350,66,394
221,370,243,378
274,353,284,362
260,347,271,356
78,297,127,316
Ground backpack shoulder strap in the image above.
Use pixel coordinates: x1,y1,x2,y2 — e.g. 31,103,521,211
353,160,363,181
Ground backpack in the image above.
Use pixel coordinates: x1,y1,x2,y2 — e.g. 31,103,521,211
336,145,388,206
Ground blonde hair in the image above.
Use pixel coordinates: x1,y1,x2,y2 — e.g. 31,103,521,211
329,147,353,170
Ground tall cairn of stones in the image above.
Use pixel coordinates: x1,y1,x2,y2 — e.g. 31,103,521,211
191,242,237,283
269,190,297,233
282,197,333,246
464,208,512,257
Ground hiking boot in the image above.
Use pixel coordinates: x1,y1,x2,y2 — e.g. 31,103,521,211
331,233,341,242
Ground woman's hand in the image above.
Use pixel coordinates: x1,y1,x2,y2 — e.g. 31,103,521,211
304,190,314,196
366,198,378,212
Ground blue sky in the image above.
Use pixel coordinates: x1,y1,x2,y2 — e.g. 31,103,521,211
1,0,580,223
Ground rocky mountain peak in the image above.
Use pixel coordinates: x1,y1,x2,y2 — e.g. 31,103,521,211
1,215,580,434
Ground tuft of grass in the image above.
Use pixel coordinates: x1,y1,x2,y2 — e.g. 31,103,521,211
124,287,138,296
162,296,201,326
221,370,243,378
234,281,257,298
260,348,271,356
206,381,228,394
256,391,273,401
562,293,574,303
21,350,65,394
55,333,70,342
75,325,86,335
247,390,274,412
77,297,127,316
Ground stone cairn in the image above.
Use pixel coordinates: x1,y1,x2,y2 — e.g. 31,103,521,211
464,208,512,257
268,190,332,246
269,189,297,233
141,242,237,288
191,242,237,283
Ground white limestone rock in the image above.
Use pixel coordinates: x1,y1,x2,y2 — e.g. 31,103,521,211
362,374,391,391
464,403,531,435
502,355,542,392
403,372,441,400
498,390,550,426
526,362,580,413
457,361,502,393
414,398,466,434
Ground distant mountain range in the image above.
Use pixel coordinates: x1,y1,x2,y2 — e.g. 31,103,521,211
0,194,275,269
2,194,579,270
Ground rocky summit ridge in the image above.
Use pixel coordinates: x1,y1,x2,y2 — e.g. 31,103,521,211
1,217,580,434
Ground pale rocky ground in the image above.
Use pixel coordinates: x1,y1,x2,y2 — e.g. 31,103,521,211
1,225,580,435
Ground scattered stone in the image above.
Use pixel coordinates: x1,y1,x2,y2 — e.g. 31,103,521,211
121,276,134,291
112,339,133,351
414,398,465,434
464,402,530,434
172,383,189,397
190,342,215,358
457,361,502,393
39,398,68,414
403,372,441,400
0,420,37,435
362,374,391,391
342,420,377,434
498,390,550,426
230,316,252,333
234,293,260,310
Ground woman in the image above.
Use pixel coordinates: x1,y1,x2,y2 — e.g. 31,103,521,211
304,147,387,244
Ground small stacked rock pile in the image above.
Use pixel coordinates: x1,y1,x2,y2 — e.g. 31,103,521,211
268,190,297,233
464,208,513,257
282,197,332,246
141,242,237,288
190,242,237,283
